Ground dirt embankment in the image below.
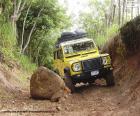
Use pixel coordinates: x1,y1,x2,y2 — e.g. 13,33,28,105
102,16,140,115
0,60,29,99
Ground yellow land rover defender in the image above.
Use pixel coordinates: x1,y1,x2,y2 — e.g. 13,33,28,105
54,32,115,91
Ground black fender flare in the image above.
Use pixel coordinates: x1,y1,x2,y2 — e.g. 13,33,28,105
64,67,70,76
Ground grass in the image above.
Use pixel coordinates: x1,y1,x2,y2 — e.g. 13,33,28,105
16,54,37,72
0,16,36,98
0,20,37,73
95,24,119,47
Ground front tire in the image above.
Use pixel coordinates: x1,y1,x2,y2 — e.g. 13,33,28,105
88,79,95,85
64,76,75,93
105,71,115,86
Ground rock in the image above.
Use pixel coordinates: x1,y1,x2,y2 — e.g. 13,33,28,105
65,107,69,111
30,66,70,101
12,100,15,104
56,106,61,111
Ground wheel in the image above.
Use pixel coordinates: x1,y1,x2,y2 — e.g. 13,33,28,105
105,71,115,86
64,76,75,93
88,79,95,85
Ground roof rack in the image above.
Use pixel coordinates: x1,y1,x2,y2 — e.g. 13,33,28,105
55,31,87,48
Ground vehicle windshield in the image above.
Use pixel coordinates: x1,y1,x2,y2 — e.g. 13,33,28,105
63,41,95,55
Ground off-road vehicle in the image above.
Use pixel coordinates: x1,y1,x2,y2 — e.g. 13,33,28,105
53,31,115,91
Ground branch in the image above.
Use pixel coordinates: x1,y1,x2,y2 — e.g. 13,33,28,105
16,0,22,14
13,0,17,16
20,4,31,54
11,0,26,22
22,8,43,54
17,0,26,20
19,0,26,12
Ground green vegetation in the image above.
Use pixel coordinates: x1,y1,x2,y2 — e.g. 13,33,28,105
79,0,119,47
0,0,70,71
95,24,119,46
0,0,138,72
79,0,137,47
0,21,16,58
120,16,140,55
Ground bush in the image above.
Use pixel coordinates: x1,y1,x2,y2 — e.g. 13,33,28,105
18,55,37,72
95,24,119,47
0,20,17,60
0,21,16,49
120,16,140,55
0,20,36,72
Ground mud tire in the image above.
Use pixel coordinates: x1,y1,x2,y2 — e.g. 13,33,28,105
105,71,115,87
64,77,75,93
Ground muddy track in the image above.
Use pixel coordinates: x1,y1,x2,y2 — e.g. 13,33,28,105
1,83,139,116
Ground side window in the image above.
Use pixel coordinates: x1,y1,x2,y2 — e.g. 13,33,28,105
57,50,63,59
54,51,57,59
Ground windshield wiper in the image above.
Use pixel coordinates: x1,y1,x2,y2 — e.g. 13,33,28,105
81,50,96,55
65,54,80,58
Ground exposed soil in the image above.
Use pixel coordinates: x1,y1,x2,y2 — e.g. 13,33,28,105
0,68,140,116
0,51,140,116
0,84,128,116
0,54,140,116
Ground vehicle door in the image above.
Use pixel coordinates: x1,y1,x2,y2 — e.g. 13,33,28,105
54,49,64,76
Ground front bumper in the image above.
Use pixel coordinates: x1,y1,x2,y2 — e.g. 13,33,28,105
71,67,112,83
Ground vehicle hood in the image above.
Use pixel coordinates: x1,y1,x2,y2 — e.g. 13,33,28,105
64,51,100,64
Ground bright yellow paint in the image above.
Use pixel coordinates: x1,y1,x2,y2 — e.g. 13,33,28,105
53,39,112,77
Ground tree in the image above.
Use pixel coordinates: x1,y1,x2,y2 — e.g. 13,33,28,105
79,0,111,38
122,0,126,25
0,0,70,68
17,0,70,67
79,0,139,42
79,0,120,47
118,0,121,25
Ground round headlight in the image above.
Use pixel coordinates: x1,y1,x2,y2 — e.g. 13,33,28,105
102,57,108,65
72,62,81,72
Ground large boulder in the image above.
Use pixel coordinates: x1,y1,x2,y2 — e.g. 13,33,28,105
30,66,70,101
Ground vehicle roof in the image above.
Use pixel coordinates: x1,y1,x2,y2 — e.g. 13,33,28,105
60,38,93,46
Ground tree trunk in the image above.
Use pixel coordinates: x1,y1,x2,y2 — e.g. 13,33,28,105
138,7,139,16
131,1,134,19
118,0,121,26
11,0,26,38
20,5,31,54
112,4,116,24
0,3,2,14
22,8,43,54
125,2,128,21
122,0,126,25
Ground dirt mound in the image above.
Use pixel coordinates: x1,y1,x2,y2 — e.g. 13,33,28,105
120,16,140,55
0,63,29,99
102,16,140,113
102,34,125,63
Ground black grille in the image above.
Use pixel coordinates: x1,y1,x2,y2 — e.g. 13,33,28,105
82,58,102,71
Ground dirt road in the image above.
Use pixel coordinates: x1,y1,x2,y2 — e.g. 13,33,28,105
0,82,139,116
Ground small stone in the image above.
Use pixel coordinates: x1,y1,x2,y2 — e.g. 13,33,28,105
56,106,61,111
64,94,68,99
117,102,120,105
58,97,65,103
65,107,69,111
12,101,15,104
